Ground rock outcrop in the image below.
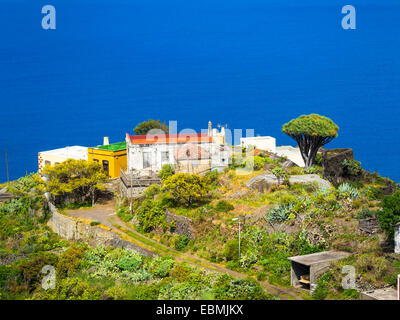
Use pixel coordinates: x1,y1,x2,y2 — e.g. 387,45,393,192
165,210,195,239
321,148,354,185
247,174,331,190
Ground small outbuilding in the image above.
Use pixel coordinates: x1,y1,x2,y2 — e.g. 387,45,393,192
395,222,400,254
288,251,350,289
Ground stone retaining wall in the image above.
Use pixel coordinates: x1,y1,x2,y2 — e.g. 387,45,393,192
165,210,195,239
47,203,154,257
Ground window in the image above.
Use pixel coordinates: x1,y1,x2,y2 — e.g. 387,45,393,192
192,159,198,167
143,152,151,168
161,151,169,163
102,160,109,176
93,159,99,163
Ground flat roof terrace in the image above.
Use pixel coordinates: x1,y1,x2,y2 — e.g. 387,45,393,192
288,251,351,266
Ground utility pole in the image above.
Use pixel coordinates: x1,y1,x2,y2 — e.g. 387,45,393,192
232,215,241,260
5,150,9,184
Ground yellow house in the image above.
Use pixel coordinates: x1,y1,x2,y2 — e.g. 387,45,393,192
87,141,127,179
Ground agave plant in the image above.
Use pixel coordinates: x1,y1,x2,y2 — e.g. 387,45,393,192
338,183,360,199
266,202,295,222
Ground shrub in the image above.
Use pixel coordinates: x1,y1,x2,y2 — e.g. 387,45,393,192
159,164,175,183
174,235,190,251
224,239,247,262
304,165,321,174
377,190,400,240
204,170,219,186
363,185,384,201
136,199,166,232
271,167,289,184
243,156,265,171
312,272,331,300
57,244,88,278
154,258,175,278
215,200,234,213
212,274,267,300
357,208,375,220
342,159,362,177
90,221,100,226
17,252,58,291
144,184,161,199
117,255,142,272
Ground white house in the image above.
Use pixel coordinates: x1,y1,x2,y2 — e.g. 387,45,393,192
38,146,88,173
240,136,276,153
125,122,230,175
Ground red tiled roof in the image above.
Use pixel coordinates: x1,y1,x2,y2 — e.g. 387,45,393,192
126,133,212,144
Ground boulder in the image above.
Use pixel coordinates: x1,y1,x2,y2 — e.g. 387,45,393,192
321,148,354,185
247,174,331,190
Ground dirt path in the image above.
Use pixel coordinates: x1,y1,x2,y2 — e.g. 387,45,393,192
65,202,304,300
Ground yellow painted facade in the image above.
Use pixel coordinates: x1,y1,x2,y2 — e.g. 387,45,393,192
87,142,127,179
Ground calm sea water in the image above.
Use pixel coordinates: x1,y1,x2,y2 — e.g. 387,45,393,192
1,0,399,181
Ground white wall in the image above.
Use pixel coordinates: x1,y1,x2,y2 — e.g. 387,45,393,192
275,146,305,167
127,141,230,173
240,136,276,153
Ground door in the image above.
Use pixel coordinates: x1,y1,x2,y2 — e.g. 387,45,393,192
143,152,151,168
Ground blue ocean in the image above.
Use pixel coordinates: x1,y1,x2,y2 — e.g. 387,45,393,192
0,0,399,181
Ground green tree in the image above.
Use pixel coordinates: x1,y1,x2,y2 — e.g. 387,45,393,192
136,199,166,232
42,159,108,206
134,119,169,135
282,114,339,168
161,173,210,207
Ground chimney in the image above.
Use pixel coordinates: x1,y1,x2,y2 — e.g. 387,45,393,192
103,137,109,145
208,121,212,137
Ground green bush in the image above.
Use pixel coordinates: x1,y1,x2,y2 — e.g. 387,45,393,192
212,274,267,300
136,199,166,232
342,159,362,177
159,164,175,183
57,243,88,278
243,156,265,171
377,190,400,240
174,235,190,251
204,170,219,186
312,272,331,300
154,258,175,278
363,185,384,201
304,165,321,174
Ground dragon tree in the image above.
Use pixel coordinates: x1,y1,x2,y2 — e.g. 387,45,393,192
282,114,339,169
